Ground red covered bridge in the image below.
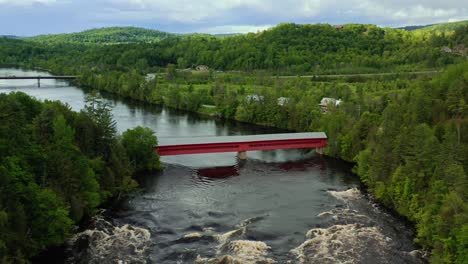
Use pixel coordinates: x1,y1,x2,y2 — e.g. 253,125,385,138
155,132,327,159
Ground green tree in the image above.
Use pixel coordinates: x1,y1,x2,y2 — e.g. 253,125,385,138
167,63,177,80
83,92,117,159
121,126,162,172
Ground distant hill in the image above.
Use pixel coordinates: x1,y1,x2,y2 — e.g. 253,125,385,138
28,27,180,44
0,35,21,39
411,20,468,32
214,33,242,37
25,21,468,46
398,20,468,32
398,24,435,31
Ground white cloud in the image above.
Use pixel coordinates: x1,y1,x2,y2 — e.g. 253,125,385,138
1,0,467,35
448,16,468,23
100,0,467,27
355,0,466,25
107,0,326,23
0,0,61,5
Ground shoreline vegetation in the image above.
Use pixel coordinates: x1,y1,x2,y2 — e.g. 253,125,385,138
0,21,467,263
77,63,467,264
0,92,162,263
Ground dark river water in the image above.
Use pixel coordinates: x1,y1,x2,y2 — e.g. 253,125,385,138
1,68,424,263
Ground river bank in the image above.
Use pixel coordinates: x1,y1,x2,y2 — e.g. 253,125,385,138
74,71,430,262
1,67,430,263
74,69,458,263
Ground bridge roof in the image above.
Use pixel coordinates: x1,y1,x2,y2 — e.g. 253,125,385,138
159,132,327,146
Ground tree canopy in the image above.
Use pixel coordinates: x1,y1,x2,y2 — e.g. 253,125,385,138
0,93,161,263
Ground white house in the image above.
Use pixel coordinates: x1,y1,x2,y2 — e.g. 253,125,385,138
277,97,290,106
246,94,264,103
196,65,209,71
319,97,342,112
145,74,156,82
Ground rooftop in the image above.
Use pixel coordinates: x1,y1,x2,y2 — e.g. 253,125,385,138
159,132,327,146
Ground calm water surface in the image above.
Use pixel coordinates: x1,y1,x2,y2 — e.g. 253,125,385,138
1,68,424,263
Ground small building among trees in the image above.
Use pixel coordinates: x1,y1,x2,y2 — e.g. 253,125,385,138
277,97,290,106
319,97,342,112
145,73,156,82
453,44,466,55
196,65,209,71
441,46,452,53
246,94,264,103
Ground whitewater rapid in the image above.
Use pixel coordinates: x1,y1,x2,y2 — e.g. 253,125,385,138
64,188,425,264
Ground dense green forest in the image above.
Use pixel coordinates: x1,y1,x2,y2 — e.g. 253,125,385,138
0,93,161,263
25,20,468,45
28,27,179,44
0,21,467,263
1,22,466,75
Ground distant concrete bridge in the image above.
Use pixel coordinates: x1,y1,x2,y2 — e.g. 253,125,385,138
0,76,77,87
155,132,327,159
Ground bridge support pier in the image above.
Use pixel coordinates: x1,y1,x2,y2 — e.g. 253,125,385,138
315,147,324,155
237,151,247,160
37,78,40,88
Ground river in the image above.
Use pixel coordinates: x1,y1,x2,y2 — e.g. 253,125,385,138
1,68,424,263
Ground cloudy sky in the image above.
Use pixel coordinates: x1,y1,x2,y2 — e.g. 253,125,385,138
1,0,467,36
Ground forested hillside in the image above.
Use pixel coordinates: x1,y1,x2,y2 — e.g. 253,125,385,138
28,27,178,44
0,93,161,262
413,20,468,33
0,21,467,263
398,24,434,31
1,23,465,75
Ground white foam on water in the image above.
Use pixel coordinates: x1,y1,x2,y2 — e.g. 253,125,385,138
196,240,276,264
317,208,373,224
183,232,203,239
327,188,363,202
214,227,245,244
290,224,389,264
407,250,428,259
203,227,216,233
67,217,151,264
196,216,277,263
317,211,334,217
